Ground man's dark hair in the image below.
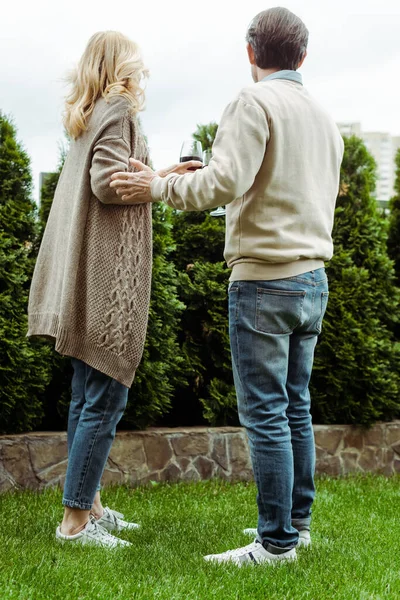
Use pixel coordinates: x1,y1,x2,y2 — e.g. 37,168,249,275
246,7,309,71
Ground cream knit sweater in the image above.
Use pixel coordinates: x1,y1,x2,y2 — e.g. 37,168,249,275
28,96,152,387
151,78,344,281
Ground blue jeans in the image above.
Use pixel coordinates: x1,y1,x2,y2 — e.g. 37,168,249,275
63,359,129,510
229,269,329,549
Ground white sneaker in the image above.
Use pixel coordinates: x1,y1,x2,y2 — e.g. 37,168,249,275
95,507,140,533
243,528,311,548
56,516,132,548
204,540,296,566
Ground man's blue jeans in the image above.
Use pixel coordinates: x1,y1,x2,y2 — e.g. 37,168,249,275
229,269,329,549
63,359,129,510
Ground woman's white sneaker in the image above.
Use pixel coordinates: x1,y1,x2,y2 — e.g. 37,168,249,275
56,516,132,548
243,528,311,548
95,507,140,533
204,540,297,566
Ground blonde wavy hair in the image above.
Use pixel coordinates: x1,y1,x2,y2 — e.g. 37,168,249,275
64,31,149,139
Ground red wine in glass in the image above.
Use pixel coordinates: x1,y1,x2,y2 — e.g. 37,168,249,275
180,141,203,171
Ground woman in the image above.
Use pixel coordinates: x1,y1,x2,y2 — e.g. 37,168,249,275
28,31,196,548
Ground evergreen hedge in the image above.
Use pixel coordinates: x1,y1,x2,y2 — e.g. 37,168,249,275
388,149,400,287
0,113,53,433
1,115,399,433
311,141,400,425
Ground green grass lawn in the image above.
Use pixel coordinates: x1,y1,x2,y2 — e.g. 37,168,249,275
0,476,399,600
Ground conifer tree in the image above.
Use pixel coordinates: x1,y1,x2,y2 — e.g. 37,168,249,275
122,203,186,428
0,113,52,433
388,148,400,286
169,122,238,426
311,136,400,425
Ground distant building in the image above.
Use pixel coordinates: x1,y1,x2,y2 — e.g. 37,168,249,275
337,122,362,138
337,122,400,204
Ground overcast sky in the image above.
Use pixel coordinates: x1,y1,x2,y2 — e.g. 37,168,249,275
1,0,400,201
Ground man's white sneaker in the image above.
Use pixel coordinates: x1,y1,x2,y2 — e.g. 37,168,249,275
95,507,140,533
56,516,132,548
204,540,296,566
243,528,311,548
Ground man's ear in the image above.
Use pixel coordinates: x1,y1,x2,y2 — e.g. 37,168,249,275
247,43,256,65
298,50,307,69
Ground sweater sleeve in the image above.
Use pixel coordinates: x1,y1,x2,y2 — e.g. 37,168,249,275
90,112,134,206
150,95,270,211
90,136,131,205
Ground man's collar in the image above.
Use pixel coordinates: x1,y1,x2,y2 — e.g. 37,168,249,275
261,70,303,85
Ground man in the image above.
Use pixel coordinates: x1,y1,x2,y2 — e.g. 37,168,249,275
111,7,344,565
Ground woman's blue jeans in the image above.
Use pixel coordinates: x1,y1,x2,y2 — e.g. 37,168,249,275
63,359,129,510
229,269,329,550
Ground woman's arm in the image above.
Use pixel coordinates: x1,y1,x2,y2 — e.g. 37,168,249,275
91,120,202,205
90,128,133,205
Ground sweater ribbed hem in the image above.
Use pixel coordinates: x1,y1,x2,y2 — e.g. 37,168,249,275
27,313,137,388
229,259,325,281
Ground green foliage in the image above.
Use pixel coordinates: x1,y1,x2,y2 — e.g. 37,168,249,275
0,113,52,433
172,210,226,269
168,122,237,426
39,174,59,226
174,261,237,426
311,136,400,425
122,203,185,428
193,122,218,151
388,148,400,287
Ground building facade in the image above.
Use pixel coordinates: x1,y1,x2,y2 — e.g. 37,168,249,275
338,122,400,204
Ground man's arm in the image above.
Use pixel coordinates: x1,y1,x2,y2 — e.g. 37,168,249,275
151,96,270,211
110,93,270,210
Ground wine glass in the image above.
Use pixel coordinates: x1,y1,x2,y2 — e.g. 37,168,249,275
180,140,203,171
203,149,212,166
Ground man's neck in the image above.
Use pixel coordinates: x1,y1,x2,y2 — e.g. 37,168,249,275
255,67,280,83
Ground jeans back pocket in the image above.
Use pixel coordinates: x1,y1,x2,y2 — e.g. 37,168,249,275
256,288,306,335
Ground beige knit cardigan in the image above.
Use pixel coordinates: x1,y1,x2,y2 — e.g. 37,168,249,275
28,96,152,388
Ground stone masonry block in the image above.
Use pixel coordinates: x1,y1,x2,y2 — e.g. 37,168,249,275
386,423,400,447
171,434,210,457
314,427,344,455
211,435,230,472
341,451,361,474
143,435,172,471
358,447,380,472
363,426,385,447
343,429,364,451
109,436,146,472
193,456,214,480
228,433,251,475
0,440,37,487
28,437,68,473
315,455,342,476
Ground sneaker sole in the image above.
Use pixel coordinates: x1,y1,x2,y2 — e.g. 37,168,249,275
243,529,311,548
204,548,297,566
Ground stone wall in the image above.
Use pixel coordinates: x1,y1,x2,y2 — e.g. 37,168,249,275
1,423,399,493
